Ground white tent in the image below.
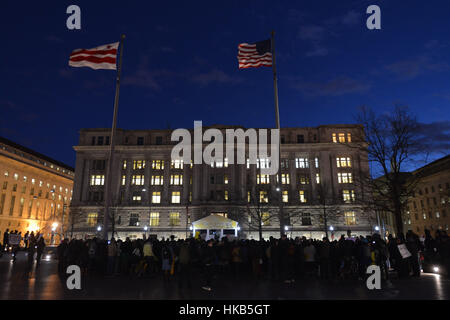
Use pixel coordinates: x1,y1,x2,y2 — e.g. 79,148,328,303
192,215,239,239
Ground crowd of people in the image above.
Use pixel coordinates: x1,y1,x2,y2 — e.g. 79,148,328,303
1,228,449,291
1,229,47,271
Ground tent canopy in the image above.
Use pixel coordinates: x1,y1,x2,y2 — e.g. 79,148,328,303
192,214,238,230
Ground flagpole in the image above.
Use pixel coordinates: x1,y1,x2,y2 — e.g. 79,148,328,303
271,31,284,237
103,34,125,240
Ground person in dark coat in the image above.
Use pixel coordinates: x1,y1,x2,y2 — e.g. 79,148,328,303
35,237,46,269
201,240,216,291
406,230,421,277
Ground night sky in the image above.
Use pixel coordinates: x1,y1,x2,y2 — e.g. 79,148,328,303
1,0,450,169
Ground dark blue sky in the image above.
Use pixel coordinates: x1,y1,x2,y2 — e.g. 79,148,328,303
1,0,450,168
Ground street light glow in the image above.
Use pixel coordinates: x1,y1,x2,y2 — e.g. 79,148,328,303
144,226,148,231
375,226,380,231
284,226,289,231
97,226,102,232
329,226,334,231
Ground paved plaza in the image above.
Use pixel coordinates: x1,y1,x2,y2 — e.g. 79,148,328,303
0,252,449,300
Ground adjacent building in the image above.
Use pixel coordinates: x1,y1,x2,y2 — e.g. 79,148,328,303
0,136,74,242
375,155,450,237
70,124,376,240
405,155,450,235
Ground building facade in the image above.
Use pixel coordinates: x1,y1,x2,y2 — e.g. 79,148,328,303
405,155,450,235
0,137,74,242
71,124,376,240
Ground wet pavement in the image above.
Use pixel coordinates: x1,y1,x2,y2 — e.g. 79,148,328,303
1,252,449,300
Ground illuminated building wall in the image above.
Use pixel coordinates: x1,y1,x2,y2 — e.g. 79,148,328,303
0,137,74,242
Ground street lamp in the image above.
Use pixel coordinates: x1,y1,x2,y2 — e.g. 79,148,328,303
375,226,380,232
329,226,334,231
97,226,102,232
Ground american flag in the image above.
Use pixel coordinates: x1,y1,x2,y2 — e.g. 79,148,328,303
69,42,119,70
237,39,272,69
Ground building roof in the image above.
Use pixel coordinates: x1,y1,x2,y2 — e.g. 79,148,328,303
192,214,238,229
413,155,450,178
79,124,363,132
0,136,74,172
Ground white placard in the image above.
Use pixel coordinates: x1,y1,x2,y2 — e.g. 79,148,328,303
397,244,411,259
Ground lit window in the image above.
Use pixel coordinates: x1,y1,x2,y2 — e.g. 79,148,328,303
257,158,270,169
150,212,160,226
347,133,352,143
133,160,145,170
224,175,229,184
339,133,345,143
295,158,309,169
152,192,161,204
277,174,289,184
4,171,8,177
299,190,307,203
121,175,126,186
122,160,127,169
332,133,337,143
90,175,105,186
171,159,183,169
316,173,320,184
246,159,250,169
23,176,27,182
171,191,181,203
151,175,164,185
299,175,309,185
282,191,289,203
257,174,270,184
132,194,142,202
32,179,36,185
259,191,268,203
170,175,183,185
262,212,271,226
87,213,98,227
224,191,229,201
436,212,440,219
131,175,145,186
214,160,223,168
247,191,251,203
345,211,356,225
14,173,18,181
169,212,180,226
336,157,352,168
315,157,319,168
343,190,355,203
152,160,164,170
224,158,229,168
338,173,353,184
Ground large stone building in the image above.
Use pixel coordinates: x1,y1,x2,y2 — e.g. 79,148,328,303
0,137,74,242
405,155,450,235
70,124,376,240
375,155,450,237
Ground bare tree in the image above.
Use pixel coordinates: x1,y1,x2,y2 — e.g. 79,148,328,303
244,186,274,240
353,106,426,235
315,181,341,238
